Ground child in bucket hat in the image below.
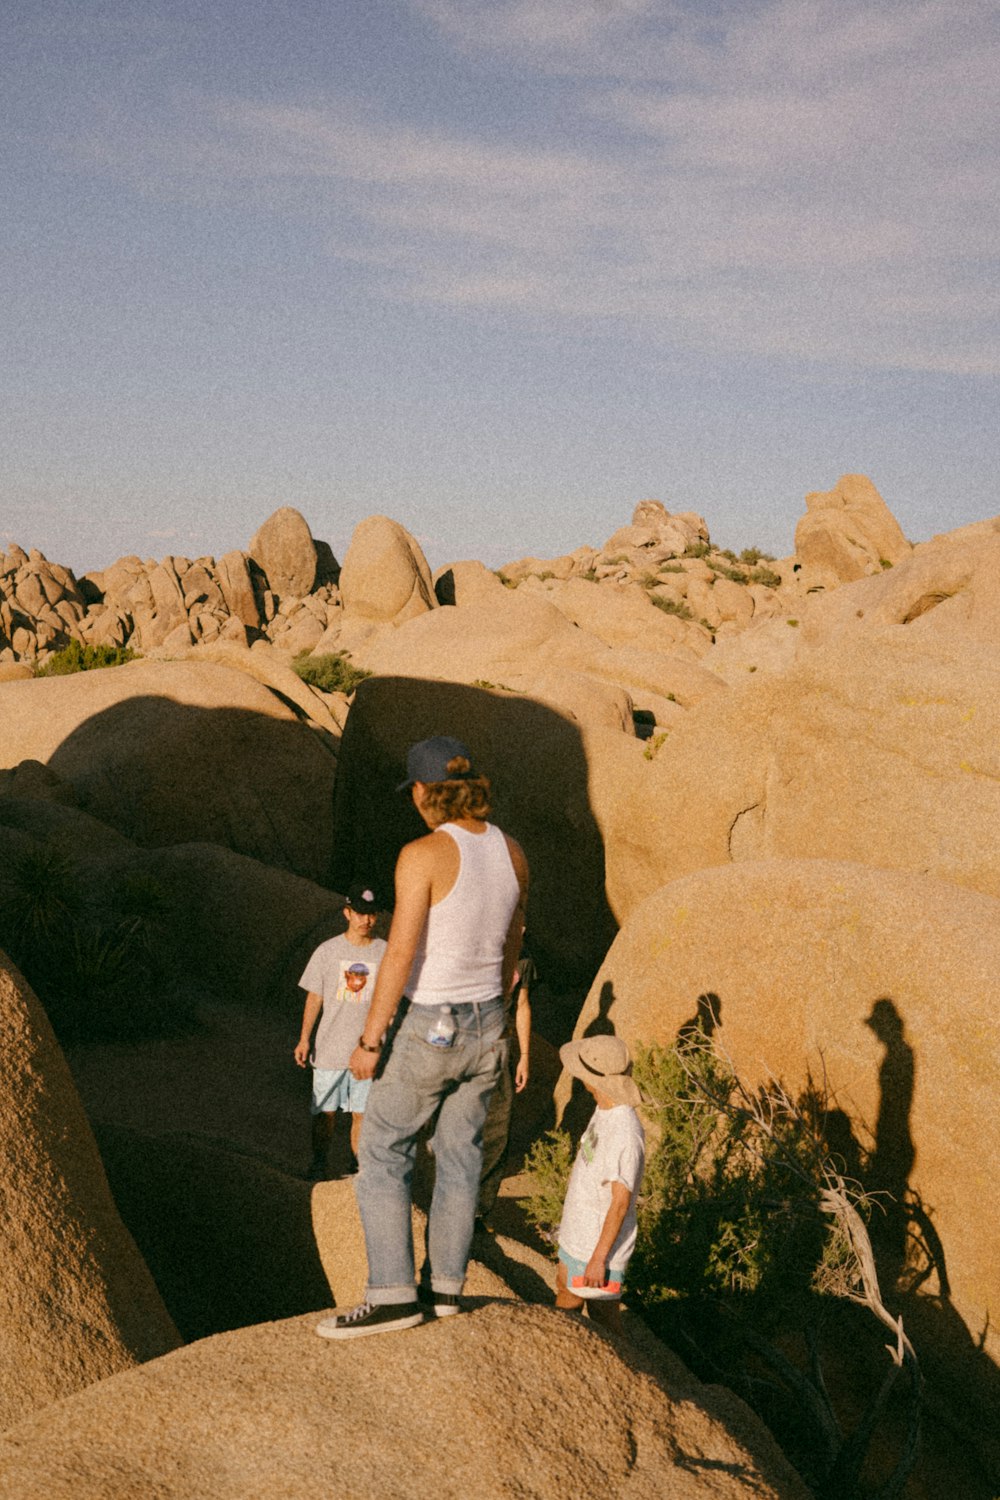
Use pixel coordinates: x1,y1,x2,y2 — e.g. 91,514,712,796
554,1035,646,1332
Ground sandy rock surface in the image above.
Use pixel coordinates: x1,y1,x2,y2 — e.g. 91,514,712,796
0,952,179,1431
0,659,338,881
584,625,1000,923
358,588,725,709
0,1304,809,1500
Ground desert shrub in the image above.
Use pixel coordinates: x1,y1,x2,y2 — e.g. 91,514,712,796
683,541,711,559
34,641,137,676
580,568,598,582
747,566,782,588
740,547,776,565
292,650,372,696
521,1036,921,1497
0,847,189,1042
520,1128,575,1244
493,571,520,588
649,596,693,620
659,562,685,574
707,559,749,585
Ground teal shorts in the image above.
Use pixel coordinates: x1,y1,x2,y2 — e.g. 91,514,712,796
312,1068,372,1115
558,1247,626,1299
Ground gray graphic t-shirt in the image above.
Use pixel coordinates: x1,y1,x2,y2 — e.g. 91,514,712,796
299,933,387,1070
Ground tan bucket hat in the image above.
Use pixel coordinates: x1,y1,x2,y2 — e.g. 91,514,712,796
559,1034,642,1108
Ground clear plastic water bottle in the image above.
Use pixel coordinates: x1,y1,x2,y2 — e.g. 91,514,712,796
426,1006,456,1048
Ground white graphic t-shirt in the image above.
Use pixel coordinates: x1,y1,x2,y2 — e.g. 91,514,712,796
298,933,387,1069
557,1104,646,1270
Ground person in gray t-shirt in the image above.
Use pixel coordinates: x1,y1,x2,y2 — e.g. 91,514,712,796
294,882,386,1180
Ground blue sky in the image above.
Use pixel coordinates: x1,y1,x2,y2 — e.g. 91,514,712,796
4,0,999,575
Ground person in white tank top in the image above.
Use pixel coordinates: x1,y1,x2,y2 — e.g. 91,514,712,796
317,736,529,1341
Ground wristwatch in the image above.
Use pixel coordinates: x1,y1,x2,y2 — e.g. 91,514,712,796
358,1038,382,1054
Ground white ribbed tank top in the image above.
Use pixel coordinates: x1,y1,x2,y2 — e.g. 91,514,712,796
406,822,520,1006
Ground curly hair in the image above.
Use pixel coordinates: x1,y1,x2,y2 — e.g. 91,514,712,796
418,754,492,824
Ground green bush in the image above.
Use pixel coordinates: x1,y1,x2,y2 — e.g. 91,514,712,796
739,547,776,565
747,566,782,589
292,650,372,696
649,595,693,620
520,1036,921,1497
34,640,137,676
707,559,749,585
683,541,711,559
521,1038,861,1306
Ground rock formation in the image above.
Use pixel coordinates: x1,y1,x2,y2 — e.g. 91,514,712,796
248,505,320,600
330,674,618,992
0,951,179,1430
338,514,436,627
0,658,339,881
794,473,911,585
0,508,342,663
0,1304,809,1499
567,859,1000,1475
4,476,999,1496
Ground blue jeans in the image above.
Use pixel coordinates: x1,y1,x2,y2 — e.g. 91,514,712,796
356,997,507,1304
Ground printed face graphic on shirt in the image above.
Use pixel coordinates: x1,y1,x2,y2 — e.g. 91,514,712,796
337,961,371,1003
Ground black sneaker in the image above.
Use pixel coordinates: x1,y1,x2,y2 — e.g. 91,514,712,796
315,1301,424,1340
417,1286,462,1318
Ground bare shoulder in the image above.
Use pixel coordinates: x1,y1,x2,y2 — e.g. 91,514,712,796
397,832,441,870
503,832,530,890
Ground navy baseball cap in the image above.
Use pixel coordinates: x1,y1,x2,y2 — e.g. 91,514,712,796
344,881,379,912
396,735,476,792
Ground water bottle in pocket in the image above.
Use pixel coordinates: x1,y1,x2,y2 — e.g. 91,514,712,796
425,1006,457,1048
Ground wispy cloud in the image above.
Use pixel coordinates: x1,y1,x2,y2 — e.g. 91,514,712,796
59,0,1000,374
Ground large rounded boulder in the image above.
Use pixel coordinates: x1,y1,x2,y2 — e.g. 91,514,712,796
330,674,618,990
585,625,1000,922
248,506,320,601
0,660,338,881
0,1304,808,1499
571,858,1000,1382
0,951,179,1429
338,514,436,626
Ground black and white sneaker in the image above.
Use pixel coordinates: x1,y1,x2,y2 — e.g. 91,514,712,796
315,1300,424,1340
417,1287,462,1318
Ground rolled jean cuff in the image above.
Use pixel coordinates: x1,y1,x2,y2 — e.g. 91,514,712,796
366,1283,418,1306
430,1274,464,1296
